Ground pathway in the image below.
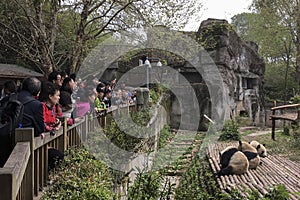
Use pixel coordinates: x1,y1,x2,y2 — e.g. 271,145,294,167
158,130,203,200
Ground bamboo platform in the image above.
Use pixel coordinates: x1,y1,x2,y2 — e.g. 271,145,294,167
206,142,300,199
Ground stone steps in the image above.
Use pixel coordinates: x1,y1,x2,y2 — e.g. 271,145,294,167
159,131,203,199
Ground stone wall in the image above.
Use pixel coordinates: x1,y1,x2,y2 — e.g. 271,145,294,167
195,18,265,126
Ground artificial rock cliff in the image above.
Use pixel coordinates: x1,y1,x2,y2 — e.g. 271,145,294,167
169,18,265,130
201,18,265,126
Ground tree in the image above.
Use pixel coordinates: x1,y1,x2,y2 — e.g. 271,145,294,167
251,0,300,85
0,0,60,75
0,0,202,77
231,10,298,101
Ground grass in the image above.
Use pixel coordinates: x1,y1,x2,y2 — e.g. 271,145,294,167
241,128,300,161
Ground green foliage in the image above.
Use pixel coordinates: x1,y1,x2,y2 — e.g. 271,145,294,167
175,157,221,199
264,64,298,101
158,124,173,148
247,189,261,200
263,184,290,200
85,109,153,171
0,0,203,74
235,115,251,127
42,148,116,200
130,109,151,127
283,125,290,136
149,89,160,105
289,94,300,104
93,109,152,153
103,119,144,152
290,124,300,149
127,170,166,200
149,84,166,105
231,11,299,102
219,119,241,141
198,21,232,50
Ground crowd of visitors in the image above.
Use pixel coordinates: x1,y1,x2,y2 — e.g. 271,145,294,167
0,70,137,168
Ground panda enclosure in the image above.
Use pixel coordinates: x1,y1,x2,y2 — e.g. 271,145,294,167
206,142,300,199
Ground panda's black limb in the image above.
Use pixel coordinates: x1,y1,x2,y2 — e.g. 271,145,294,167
217,166,233,176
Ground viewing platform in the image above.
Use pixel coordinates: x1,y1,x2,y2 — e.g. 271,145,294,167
0,103,135,200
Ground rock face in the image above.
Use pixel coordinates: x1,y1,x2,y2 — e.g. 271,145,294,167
197,18,265,126
169,19,265,130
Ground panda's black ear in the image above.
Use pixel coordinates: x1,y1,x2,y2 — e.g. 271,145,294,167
263,144,266,147
239,140,242,145
248,141,251,144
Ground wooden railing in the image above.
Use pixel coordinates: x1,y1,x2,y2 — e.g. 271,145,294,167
270,103,300,140
0,104,135,200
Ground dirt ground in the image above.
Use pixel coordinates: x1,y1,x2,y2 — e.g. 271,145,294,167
238,126,274,141
239,126,300,161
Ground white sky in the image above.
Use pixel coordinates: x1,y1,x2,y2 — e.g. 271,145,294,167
184,0,252,31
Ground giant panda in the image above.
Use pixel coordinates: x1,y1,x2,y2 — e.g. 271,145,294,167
250,140,267,158
218,145,249,175
238,141,260,169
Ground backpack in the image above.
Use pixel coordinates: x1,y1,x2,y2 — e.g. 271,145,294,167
0,93,34,140
1,94,35,125
0,93,32,166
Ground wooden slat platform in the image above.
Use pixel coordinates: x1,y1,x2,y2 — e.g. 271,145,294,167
206,142,300,199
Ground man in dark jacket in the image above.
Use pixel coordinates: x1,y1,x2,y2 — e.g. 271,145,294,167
18,77,45,138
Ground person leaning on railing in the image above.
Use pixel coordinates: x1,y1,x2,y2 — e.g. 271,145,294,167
94,83,106,115
39,81,62,134
17,77,45,139
38,80,64,171
60,77,83,123
59,90,76,126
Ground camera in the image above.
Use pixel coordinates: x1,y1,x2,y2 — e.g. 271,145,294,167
50,130,56,136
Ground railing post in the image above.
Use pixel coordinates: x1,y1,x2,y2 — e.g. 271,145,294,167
14,128,34,199
81,115,88,143
63,118,68,150
271,109,276,140
0,169,16,200
101,114,106,127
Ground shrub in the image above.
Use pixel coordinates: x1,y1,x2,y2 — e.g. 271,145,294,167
158,125,173,148
219,119,241,141
42,148,116,200
283,125,290,136
175,157,220,199
264,184,290,200
127,170,168,200
289,94,300,104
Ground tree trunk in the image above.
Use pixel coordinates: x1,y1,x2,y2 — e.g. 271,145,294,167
69,0,90,74
36,3,54,77
296,7,300,85
70,37,83,74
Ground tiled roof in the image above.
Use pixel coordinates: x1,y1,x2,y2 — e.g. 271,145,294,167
0,64,44,78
